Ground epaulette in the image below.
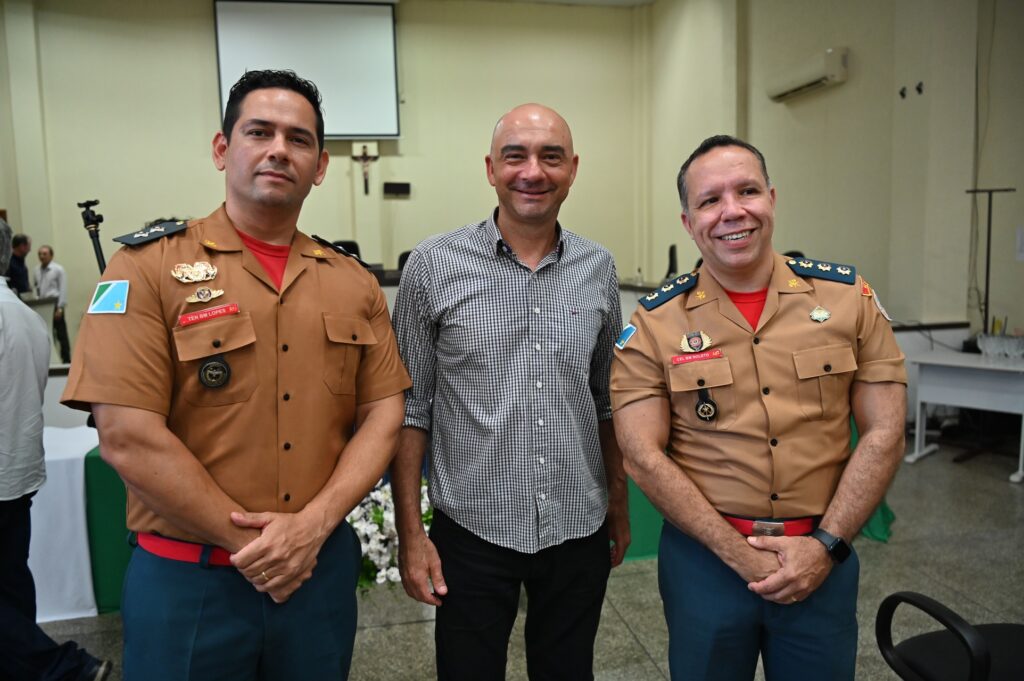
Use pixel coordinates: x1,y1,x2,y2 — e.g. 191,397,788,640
639,272,699,311
310,235,371,269
786,257,856,285
113,220,188,246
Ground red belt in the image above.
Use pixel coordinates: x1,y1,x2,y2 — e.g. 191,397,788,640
723,514,818,537
137,532,233,566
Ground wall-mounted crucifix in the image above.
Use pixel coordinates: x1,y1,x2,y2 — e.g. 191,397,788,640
351,144,380,196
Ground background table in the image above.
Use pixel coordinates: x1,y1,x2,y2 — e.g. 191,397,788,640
904,350,1024,482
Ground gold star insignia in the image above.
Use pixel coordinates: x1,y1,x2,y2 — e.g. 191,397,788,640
696,290,706,300
203,240,217,247
114,301,122,310
313,249,324,256
788,278,799,288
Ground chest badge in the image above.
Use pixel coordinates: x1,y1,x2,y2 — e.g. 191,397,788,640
809,306,831,323
199,356,231,389
171,261,218,283
186,287,225,304
695,389,718,422
681,330,714,353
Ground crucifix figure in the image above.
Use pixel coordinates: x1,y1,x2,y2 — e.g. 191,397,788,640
351,144,380,196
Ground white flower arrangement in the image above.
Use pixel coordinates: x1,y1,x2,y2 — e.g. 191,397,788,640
346,479,431,588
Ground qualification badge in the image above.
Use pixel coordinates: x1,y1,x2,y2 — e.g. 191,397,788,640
186,287,224,304
681,331,714,353
809,306,831,323
171,261,218,283
695,390,718,422
199,356,231,388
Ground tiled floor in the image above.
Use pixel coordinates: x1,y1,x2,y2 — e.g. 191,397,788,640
42,441,1024,680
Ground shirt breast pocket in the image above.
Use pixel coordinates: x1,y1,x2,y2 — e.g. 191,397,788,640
557,304,604,376
323,313,377,396
668,357,736,430
792,343,858,420
172,314,259,407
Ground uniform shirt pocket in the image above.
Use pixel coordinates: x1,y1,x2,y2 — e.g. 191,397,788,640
172,313,259,407
668,357,736,429
323,313,378,395
792,343,858,420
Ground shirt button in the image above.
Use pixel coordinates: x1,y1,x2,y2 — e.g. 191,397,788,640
697,379,706,387
762,387,770,395
282,344,289,351
283,442,292,450
753,337,760,345
770,438,779,446
536,381,543,388
212,339,222,348
352,334,358,341
539,457,545,464
534,343,542,351
533,307,541,314
283,393,291,401
537,419,544,426
539,493,546,501
770,493,779,501
824,364,832,372
283,493,291,502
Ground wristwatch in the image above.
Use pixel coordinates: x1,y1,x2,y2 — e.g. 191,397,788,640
810,528,851,564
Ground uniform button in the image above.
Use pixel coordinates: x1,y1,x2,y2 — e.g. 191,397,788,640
753,337,760,345
283,442,292,450
824,364,832,372
283,493,291,502
212,339,222,348
770,493,779,501
283,393,291,401
697,379,706,387
352,334,358,341
770,438,779,446
762,387,770,395
282,344,289,351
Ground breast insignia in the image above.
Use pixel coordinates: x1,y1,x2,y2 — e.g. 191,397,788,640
786,257,856,285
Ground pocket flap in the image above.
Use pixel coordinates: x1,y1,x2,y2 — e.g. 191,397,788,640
324,313,377,345
792,343,858,379
173,313,257,362
669,357,734,392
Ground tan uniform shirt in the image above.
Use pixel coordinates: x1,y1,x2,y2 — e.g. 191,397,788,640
62,206,411,541
611,253,906,518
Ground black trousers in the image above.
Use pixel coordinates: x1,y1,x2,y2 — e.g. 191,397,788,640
53,315,70,364
0,494,99,681
430,510,611,681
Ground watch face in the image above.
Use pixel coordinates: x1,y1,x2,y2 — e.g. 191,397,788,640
831,537,852,563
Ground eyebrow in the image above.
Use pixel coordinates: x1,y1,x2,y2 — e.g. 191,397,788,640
242,119,315,140
499,144,567,156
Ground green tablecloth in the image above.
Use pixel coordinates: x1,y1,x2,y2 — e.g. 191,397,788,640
84,447,131,613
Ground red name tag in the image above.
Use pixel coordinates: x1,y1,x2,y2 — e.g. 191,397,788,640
671,348,723,364
178,303,239,327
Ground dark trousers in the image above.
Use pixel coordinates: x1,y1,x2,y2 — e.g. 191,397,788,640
121,521,362,681
0,494,100,681
659,522,859,681
430,510,611,681
53,315,70,364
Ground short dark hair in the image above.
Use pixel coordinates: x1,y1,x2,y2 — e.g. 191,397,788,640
39,244,54,256
12,233,30,249
0,220,11,273
222,69,325,151
677,135,770,213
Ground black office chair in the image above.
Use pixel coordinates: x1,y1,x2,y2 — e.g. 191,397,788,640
397,250,412,270
876,591,1024,680
332,240,361,259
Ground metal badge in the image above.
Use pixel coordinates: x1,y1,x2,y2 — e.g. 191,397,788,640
199,356,231,389
752,520,785,536
695,388,717,422
788,278,800,288
809,306,831,323
185,287,224,304
171,261,217,284
681,331,714,353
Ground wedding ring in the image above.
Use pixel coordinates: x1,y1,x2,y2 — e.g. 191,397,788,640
261,570,270,582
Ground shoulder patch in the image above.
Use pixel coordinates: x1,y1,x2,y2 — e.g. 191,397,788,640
310,235,371,269
113,220,188,246
786,257,856,285
639,272,699,311
615,324,637,350
87,280,129,314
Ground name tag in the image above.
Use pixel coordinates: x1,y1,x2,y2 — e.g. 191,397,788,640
178,303,239,327
671,348,723,364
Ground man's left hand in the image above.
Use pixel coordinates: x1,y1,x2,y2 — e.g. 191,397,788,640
744,535,832,604
607,496,631,567
229,511,328,603
54,307,64,321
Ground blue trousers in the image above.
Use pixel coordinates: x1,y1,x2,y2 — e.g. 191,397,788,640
121,522,361,681
0,493,101,681
659,522,859,681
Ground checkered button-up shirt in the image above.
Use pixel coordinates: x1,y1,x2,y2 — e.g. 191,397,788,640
393,210,622,553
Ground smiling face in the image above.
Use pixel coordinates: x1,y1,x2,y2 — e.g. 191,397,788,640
485,104,578,230
38,246,53,266
681,145,776,288
212,87,328,215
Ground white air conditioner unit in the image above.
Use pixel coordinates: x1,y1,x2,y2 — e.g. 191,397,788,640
767,47,849,102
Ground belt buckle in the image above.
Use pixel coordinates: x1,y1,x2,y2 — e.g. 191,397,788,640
751,520,785,537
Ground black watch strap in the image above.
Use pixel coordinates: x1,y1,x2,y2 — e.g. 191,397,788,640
810,528,851,564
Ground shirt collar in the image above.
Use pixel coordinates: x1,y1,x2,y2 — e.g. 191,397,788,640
193,204,334,261
485,208,566,262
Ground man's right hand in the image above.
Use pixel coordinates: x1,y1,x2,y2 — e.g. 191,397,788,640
398,531,447,606
730,543,783,584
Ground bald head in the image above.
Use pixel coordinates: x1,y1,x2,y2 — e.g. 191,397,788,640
490,104,574,158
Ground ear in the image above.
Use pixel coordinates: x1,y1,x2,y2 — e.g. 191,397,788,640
485,155,497,188
567,154,579,186
212,131,229,171
769,185,777,209
312,149,329,187
681,211,695,239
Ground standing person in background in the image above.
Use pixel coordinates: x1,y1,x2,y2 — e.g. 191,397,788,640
4,233,32,295
391,103,630,681
34,245,71,363
0,219,111,681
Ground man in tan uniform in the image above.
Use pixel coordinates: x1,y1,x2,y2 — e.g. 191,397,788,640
62,70,410,680
611,135,906,681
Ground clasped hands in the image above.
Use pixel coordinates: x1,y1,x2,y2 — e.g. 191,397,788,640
737,535,833,605
228,510,328,604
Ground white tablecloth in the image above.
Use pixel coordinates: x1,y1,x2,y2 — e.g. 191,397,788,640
29,426,99,622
